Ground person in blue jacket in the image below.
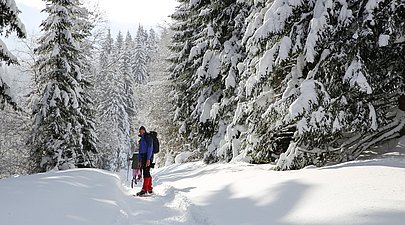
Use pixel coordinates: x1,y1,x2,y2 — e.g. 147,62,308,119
136,126,154,196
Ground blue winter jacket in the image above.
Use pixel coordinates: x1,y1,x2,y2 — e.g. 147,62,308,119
138,133,153,161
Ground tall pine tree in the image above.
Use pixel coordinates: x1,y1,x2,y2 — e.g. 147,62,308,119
132,25,149,84
169,0,210,155
169,0,251,162
31,0,97,172
94,30,131,171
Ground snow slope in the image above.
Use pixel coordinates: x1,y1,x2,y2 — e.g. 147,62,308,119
1,152,405,225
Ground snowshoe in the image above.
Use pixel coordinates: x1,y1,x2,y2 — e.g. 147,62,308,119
136,190,147,197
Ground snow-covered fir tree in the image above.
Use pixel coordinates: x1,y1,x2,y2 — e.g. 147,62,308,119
132,25,149,84
168,0,209,155
93,29,114,170
0,0,26,109
30,0,98,172
196,0,251,163
122,31,137,146
94,29,133,171
169,0,251,162
147,28,158,62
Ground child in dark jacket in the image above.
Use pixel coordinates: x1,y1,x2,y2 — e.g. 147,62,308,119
129,152,142,184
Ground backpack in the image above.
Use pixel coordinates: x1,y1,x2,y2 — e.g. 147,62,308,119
148,131,160,154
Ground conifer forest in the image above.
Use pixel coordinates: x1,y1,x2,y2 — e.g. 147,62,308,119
1,0,404,178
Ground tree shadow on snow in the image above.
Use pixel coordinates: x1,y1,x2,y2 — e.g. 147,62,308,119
153,164,221,184
322,157,405,170
196,180,405,225
200,180,311,225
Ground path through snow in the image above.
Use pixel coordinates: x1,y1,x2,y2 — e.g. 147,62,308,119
1,154,405,225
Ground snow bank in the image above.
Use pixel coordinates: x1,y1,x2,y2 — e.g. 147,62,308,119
2,156,405,225
153,158,405,225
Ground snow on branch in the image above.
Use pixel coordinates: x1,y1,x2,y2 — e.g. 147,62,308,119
343,58,372,94
253,0,303,40
289,79,320,118
304,0,333,63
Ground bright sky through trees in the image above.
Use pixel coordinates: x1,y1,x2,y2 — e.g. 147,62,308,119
14,0,178,32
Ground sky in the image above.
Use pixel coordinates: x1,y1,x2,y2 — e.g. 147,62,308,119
14,0,179,34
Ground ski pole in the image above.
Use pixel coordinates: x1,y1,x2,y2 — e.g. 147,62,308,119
127,153,130,181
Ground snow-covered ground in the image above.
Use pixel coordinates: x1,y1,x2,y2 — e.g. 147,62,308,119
1,139,405,225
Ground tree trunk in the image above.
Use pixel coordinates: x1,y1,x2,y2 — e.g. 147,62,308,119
399,95,405,111
400,95,405,136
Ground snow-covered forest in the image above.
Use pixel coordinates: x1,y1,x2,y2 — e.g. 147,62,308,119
167,0,405,170
1,0,405,178
1,1,405,224
1,0,172,177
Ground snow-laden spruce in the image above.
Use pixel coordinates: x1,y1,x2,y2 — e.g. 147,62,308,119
31,0,98,172
132,26,150,84
94,30,131,171
169,0,252,163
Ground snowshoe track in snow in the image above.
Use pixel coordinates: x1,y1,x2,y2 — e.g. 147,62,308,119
158,184,212,225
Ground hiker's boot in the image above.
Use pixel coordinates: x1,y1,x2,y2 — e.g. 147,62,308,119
136,190,147,196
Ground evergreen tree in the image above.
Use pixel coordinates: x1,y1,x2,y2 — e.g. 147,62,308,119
0,0,26,109
169,0,209,155
123,31,136,134
169,0,251,162
31,0,97,172
195,0,251,163
94,28,115,170
94,30,131,171
77,5,100,168
147,28,158,62
112,31,132,164
132,25,149,84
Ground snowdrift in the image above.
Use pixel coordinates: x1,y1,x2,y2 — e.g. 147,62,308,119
1,157,405,225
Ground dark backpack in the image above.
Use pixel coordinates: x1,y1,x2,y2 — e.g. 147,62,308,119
148,131,160,154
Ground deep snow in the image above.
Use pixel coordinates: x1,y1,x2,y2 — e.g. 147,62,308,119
1,139,405,225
